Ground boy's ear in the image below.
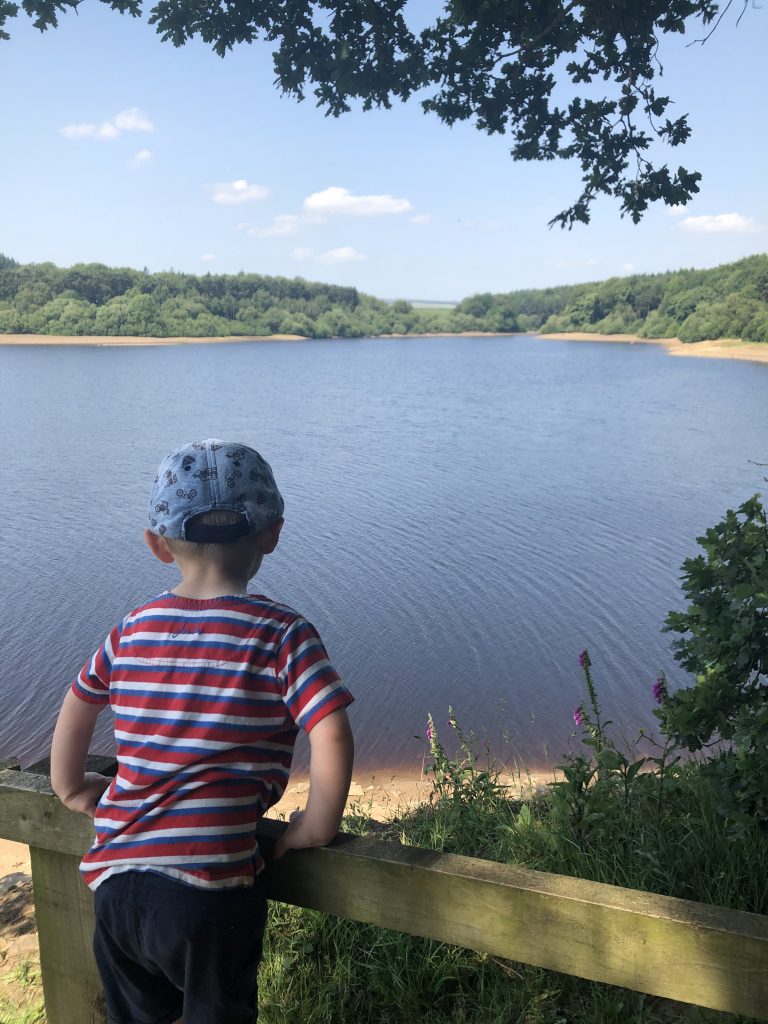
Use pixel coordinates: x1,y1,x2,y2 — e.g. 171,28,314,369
144,528,176,564
259,518,283,555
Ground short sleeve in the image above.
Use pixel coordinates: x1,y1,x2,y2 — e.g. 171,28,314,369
71,624,122,705
275,617,353,732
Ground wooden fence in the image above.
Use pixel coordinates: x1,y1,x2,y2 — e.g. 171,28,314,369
1,761,767,1024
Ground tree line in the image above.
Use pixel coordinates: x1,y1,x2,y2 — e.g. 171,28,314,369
0,252,766,343
455,253,768,343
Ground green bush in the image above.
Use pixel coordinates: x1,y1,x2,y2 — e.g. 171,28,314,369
661,496,768,827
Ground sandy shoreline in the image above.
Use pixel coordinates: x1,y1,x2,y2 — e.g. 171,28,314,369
541,331,768,364
0,332,306,347
2,330,767,363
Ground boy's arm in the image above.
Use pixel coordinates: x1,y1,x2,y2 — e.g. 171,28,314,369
274,708,354,858
50,688,111,818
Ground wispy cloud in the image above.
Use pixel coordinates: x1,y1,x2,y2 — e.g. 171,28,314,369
59,107,154,140
210,179,269,205
410,213,431,225
304,186,412,217
131,148,153,167
292,246,366,264
679,212,762,234
318,246,366,264
248,214,303,238
113,109,154,132
200,254,216,262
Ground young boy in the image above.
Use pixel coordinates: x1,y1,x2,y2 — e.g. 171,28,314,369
50,439,354,1024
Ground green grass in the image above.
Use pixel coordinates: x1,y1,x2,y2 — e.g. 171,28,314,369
0,959,45,1024
258,721,768,1024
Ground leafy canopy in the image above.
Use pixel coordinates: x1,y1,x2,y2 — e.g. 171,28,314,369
3,1,740,227
662,496,768,826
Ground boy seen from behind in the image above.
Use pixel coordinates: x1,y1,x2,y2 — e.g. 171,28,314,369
51,438,354,1024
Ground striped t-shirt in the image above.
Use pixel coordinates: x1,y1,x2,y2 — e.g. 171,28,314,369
72,592,353,891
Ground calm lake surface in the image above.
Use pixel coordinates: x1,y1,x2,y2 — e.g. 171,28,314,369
1,335,766,775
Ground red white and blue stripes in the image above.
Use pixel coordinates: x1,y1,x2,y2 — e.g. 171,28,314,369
72,593,352,890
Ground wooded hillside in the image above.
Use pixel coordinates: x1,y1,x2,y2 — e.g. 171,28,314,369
456,254,768,343
1,253,766,343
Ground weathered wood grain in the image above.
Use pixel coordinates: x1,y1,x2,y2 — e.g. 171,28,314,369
0,769,94,855
29,846,106,1024
263,832,768,1019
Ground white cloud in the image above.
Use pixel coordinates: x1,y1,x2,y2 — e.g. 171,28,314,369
291,246,366,264
113,108,154,133
249,214,303,238
60,123,100,139
410,213,431,225
304,186,412,217
200,254,216,262
59,107,154,140
621,262,636,273
211,179,269,205
317,246,366,264
665,204,688,217
679,212,761,234
131,149,153,167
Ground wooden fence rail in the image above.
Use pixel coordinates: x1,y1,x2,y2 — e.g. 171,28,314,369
1,764,767,1023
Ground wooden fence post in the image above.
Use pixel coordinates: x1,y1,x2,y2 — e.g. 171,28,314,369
1,758,116,1024
29,846,107,1024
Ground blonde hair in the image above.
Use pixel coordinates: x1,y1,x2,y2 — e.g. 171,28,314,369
164,510,263,571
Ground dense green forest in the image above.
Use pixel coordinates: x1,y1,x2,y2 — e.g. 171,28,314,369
454,253,768,343
0,252,766,342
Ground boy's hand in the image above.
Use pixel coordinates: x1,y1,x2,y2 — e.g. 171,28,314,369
59,772,111,818
273,810,304,859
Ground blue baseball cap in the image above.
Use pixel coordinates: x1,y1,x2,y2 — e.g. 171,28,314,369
148,439,284,543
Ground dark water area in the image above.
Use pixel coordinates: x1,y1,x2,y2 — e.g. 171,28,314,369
1,335,766,776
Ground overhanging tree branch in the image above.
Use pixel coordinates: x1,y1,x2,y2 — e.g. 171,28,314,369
3,1,747,227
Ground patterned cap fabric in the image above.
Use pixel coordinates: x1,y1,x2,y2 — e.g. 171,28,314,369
148,439,284,542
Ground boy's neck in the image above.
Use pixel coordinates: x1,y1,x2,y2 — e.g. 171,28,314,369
171,565,252,601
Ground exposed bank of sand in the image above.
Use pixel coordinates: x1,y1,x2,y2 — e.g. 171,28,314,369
279,766,553,821
4,330,767,363
0,333,305,346
540,331,768,364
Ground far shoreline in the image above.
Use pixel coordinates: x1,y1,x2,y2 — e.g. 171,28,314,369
538,331,768,364
1,330,767,364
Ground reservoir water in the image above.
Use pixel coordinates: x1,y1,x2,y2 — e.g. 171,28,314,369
1,334,766,775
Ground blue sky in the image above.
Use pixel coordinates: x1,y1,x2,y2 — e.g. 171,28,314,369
0,2,766,300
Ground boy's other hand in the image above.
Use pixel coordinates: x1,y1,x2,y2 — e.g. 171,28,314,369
60,772,111,818
273,810,304,859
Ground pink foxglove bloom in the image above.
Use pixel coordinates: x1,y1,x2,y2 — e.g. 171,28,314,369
652,678,665,704
573,705,585,727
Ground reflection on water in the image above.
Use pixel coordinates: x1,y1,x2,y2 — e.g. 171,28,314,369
1,335,766,773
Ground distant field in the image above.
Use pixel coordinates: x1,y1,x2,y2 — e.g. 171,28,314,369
408,300,457,309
